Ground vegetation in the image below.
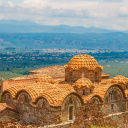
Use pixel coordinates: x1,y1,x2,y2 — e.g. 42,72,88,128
73,101,117,128
1,33,128,50
0,50,127,79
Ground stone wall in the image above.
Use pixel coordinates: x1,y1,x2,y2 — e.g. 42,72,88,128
0,109,19,121
43,121,73,128
102,101,126,114
106,112,128,128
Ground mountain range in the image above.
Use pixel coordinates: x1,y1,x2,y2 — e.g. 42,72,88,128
0,19,118,33
0,19,128,50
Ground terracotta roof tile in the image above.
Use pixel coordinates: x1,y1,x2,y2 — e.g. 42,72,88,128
30,65,65,78
101,73,110,77
73,78,94,89
3,82,76,107
0,103,17,112
66,54,103,70
111,75,128,87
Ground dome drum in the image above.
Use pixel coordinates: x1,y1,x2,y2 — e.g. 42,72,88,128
73,78,94,96
67,54,103,71
65,54,102,83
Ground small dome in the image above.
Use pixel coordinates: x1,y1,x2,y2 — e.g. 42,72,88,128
67,54,103,70
111,75,128,85
36,74,54,84
73,78,94,89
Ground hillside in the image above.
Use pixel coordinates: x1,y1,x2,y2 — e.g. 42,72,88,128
0,20,116,33
0,33,128,50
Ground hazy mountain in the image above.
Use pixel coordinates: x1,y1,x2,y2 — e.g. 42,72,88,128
0,19,37,26
0,33,128,50
0,20,117,33
0,20,127,50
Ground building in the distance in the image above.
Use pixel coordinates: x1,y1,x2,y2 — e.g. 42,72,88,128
0,54,128,124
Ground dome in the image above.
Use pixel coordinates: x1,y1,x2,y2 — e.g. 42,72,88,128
73,78,94,89
67,54,103,70
111,75,128,85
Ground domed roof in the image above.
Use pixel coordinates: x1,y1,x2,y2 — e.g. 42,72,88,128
73,78,94,89
67,54,103,70
111,75,128,85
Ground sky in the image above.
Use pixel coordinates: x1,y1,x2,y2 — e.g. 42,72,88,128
0,0,128,30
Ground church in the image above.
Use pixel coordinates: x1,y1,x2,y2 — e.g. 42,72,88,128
0,54,128,124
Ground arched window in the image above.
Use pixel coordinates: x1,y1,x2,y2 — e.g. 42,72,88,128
109,92,115,102
93,99,99,105
95,72,98,82
111,104,114,112
69,106,73,120
8,95,10,99
43,102,45,108
83,89,85,95
90,89,92,93
24,95,29,103
109,93,113,101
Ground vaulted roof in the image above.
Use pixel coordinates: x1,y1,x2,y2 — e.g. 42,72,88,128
111,75,128,88
82,79,126,103
2,82,81,107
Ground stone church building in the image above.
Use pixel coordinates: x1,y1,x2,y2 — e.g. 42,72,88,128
0,54,128,124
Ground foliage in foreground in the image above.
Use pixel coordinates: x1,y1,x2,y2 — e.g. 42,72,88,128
73,101,117,128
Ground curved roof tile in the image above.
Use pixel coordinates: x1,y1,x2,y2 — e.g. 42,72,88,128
73,78,94,89
2,82,79,107
66,54,103,70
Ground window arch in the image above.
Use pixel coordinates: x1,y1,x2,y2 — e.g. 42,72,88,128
95,72,98,82
69,106,73,120
24,95,28,103
43,102,45,108
83,89,85,95
105,86,124,103
111,104,114,112
8,95,10,99
109,93,113,101
18,94,29,104
109,91,117,102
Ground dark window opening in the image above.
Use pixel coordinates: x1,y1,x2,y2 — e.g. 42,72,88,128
111,104,114,112
69,106,73,120
83,89,85,95
69,98,72,104
9,95,10,99
43,102,45,108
